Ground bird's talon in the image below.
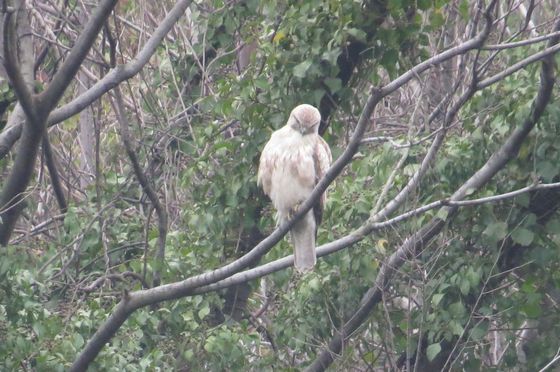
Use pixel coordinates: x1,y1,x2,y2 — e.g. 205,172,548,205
290,202,302,218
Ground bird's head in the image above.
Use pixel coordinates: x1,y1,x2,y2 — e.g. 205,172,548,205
288,104,321,135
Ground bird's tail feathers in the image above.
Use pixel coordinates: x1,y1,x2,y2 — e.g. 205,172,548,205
291,211,316,272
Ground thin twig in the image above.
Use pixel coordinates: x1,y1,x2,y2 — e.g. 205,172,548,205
110,87,168,288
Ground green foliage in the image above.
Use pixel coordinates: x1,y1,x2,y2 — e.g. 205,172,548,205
2,0,560,370
426,342,441,361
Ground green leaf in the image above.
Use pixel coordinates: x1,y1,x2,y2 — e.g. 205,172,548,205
417,0,431,10
183,349,194,361
483,221,508,241
459,278,470,296
430,10,445,28
545,218,560,234
388,0,403,13
479,306,493,316
466,267,481,287
73,333,84,349
381,49,399,76
293,60,313,78
321,49,341,65
516,193,530,207
32,322,45,338
521,301,541,318
470,324,488,340
254,78,269,90
198,305,210,319
363,351,375,363
521,278,536,293
437,208,449,221
458,0,469,20
346,28,367,42
426,343,441,361
449,320,464,336
204,336,215,352
537,160,558,181
432,293,444,307
324,77,342,93
449,301,466,318
511,227,534,246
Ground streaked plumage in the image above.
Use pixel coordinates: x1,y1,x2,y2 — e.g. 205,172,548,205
258,104,332,272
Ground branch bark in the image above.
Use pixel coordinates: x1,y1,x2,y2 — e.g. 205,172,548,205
36,0,118,112
0,2,42,244
42,132,67,213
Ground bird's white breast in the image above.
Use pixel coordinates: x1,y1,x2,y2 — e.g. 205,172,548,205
261,125,316,217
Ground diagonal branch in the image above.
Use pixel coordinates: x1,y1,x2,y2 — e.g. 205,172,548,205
36,0,118,112
46,0,193,126
110,87,168,288
2,6,35,122
306,17,558,372
477,42,560,89
42,132,68,213
482,30,560,50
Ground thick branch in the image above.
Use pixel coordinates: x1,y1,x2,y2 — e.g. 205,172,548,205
0,120,44,245
2,6,34,121
47,0,193,124
70,74,384,372
379,8,492,98
42,132,68,213
36,0,118,112
0,2,41,244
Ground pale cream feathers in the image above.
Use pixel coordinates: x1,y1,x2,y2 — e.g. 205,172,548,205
257,104,332,272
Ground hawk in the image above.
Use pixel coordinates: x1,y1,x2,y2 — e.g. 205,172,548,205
257,104,332,272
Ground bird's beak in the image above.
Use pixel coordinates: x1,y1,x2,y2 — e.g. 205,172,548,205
292,116,305,135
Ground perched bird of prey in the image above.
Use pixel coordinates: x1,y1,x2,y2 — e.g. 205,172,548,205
258,104,332,272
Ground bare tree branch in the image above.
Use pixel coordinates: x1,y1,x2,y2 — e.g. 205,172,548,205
0,1,42,244
2,3,35,122
110,87,168,288
36,0,118,112
539,345,560,372
80,271,150,293
0,0,194,160
0,0,118,245
483,30,560,50
478,42,560,89
42,132,67,213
